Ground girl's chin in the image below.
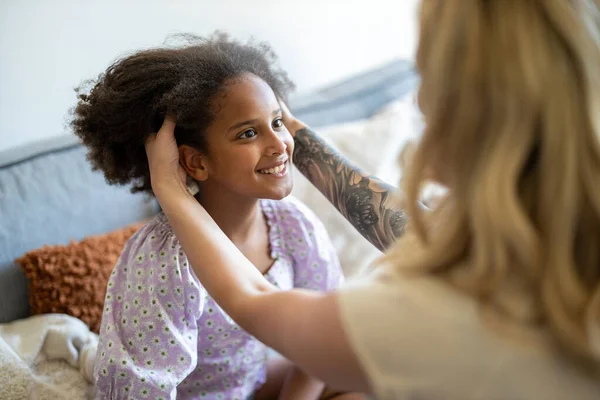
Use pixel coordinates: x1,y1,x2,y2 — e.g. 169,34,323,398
261,184,294,201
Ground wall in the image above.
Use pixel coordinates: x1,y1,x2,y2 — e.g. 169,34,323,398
0,0,418,151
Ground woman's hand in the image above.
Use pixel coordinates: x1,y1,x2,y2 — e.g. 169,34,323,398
279,100,306,138
145,116,189,203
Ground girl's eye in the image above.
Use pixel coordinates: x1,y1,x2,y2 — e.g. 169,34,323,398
239,129,257,139
272,118,283,129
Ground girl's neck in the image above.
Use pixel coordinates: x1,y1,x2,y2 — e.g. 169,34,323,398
194,190,263,244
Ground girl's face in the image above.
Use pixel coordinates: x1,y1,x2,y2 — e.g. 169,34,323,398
193,74,294,201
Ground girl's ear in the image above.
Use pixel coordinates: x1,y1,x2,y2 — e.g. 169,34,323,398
179,145,209,182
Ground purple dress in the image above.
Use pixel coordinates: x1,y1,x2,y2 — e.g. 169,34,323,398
94,198,343,400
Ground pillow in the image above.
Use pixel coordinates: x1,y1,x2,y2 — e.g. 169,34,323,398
15,223,143,333
291,93,424,277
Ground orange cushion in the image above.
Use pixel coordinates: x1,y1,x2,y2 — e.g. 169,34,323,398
15,223,143,333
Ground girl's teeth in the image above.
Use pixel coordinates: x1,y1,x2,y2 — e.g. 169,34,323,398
261,164,285,174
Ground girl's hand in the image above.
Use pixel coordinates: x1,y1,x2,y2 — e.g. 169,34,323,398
145,116,189,202
279,100,307,138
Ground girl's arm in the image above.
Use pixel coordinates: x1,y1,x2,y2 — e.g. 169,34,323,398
94,225,203,399
146,120,370,393
255,356,324,400
279,368,325,400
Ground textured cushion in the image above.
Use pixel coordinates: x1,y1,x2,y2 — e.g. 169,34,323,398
15,223,142,333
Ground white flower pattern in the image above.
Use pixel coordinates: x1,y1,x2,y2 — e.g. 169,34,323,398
94,198,342,400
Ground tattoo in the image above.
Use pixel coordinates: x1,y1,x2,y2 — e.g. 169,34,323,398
293,127,407,252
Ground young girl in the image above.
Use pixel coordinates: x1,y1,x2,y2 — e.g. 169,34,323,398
71,34,352,400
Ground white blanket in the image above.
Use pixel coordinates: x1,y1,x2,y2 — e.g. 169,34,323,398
0,314,98,400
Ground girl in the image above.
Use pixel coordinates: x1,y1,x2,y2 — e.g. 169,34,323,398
146,1,600,399
71,34,355,400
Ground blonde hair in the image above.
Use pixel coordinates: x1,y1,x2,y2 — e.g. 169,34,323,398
385,0,600,374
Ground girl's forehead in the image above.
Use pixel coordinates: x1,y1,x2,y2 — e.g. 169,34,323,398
213,76,279,118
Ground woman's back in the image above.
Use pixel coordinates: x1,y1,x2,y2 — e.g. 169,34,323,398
338,269,600,400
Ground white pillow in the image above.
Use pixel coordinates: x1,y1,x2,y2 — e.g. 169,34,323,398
291,94,424,276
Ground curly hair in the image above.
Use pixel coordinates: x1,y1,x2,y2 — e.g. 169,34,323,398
383,0,600,376
71,33,295,194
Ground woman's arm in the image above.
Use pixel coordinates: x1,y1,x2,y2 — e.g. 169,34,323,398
158,194,369,393
280,102,407,252
293,126,407,252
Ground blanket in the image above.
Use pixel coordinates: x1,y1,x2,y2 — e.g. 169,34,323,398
0,314,98,400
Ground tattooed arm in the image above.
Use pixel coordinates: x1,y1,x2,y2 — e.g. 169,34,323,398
292,126,407,252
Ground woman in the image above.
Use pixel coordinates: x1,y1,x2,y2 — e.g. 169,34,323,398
146,1,600,398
